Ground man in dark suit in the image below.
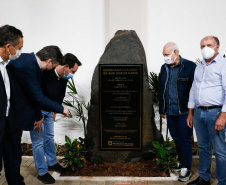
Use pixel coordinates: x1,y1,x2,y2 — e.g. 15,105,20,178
8,46,70,184
0,25,23,185
30,53,82,184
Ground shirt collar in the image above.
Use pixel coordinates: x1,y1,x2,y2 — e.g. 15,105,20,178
54,69,60,80
35,55,41,69
201,53,220,65
166,55,182,69
0,56,8,64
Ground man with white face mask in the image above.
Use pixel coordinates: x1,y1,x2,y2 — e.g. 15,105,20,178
187,36,226,185
159,42,196,182
30,53,82,184
0,24,23,185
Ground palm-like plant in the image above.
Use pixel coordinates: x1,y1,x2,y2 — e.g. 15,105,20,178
63,78,90,139
148,72,164,135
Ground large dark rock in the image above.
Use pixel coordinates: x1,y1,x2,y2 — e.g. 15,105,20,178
86,30,161,163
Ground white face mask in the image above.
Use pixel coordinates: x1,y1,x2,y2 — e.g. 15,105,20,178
201,46,216,60
164,50,177,65
9,45,22,60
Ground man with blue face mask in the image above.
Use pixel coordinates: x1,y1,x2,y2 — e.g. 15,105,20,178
187,36,226,185
159,42,196,182
30,53,82,184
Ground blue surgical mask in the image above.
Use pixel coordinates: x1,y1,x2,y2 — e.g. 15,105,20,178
63,71,74,80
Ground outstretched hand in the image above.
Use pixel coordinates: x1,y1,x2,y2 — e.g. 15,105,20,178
63,107,69,117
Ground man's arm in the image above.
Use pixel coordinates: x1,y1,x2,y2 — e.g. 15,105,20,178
187,66,198,128
17,66,66,114
215,63,226,131
186,108,194,128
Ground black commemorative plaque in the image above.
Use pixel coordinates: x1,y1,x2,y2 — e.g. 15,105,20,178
99,64,143,150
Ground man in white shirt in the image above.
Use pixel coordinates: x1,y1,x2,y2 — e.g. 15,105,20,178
187,36,226,185
0,24,23,185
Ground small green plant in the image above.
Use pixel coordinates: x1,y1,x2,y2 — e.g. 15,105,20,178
149,139,177,173
63,78,90,139
60,136,87,171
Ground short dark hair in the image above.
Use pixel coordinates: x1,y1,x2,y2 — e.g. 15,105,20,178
0,24,23,47
36,46,63,64
62,53,82,68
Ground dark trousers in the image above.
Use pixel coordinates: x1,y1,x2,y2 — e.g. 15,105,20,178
3,125,25,185
166,114,193,170
0,124,4,174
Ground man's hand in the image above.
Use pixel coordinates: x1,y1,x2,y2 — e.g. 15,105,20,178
160,114,166,119
52,112,56,121
63,107,69,117
34,118,44,133
186,109,194,128
215,112,226,132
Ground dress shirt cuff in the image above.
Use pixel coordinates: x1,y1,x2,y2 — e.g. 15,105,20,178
188,102,195,109
221,105,226,112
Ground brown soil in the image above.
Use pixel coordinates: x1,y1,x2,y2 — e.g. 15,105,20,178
21,143,167,177
21,142,200,178
61,160,168,177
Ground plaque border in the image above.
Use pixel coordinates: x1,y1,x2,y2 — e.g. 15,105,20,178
99,64,143,151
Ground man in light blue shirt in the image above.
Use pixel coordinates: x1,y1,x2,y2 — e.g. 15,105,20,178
187,36,226,185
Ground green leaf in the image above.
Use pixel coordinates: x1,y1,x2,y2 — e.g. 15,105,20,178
67,78,78,94
63,100,74,107
152,141,162,149
165,146,173,150
148,72,159,105
65,136,71,145
159,150,166,157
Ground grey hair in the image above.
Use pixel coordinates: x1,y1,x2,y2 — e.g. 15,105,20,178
163,42,180,52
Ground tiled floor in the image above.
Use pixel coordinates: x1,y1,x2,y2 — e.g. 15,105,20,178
0,157,217,185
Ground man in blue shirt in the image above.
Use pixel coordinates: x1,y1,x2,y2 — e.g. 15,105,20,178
159,42,196,182
30,53,82,184
187,36,226,185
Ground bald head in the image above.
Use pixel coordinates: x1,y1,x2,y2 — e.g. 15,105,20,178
163,42,180,52
162,42,180,66
200,36,220,47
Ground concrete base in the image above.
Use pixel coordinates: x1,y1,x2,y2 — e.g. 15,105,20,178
52,172,178,181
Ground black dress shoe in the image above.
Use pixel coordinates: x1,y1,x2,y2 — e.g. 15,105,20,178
38,173,55,184
48,163,64,173
187,176,210,185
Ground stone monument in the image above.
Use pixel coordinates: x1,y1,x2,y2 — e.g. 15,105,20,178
87,30,160,163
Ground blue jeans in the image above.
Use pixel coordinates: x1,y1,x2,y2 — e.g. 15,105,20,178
193,108,226,185
166,114,193,170
30,111,57,175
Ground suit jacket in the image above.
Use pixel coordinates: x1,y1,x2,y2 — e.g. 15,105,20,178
8,53,64,131
0,71,7,139
0,66,16,133
41,69,68,104
0,64,16,171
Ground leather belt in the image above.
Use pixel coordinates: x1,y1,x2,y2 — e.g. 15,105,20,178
198,105,222,110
